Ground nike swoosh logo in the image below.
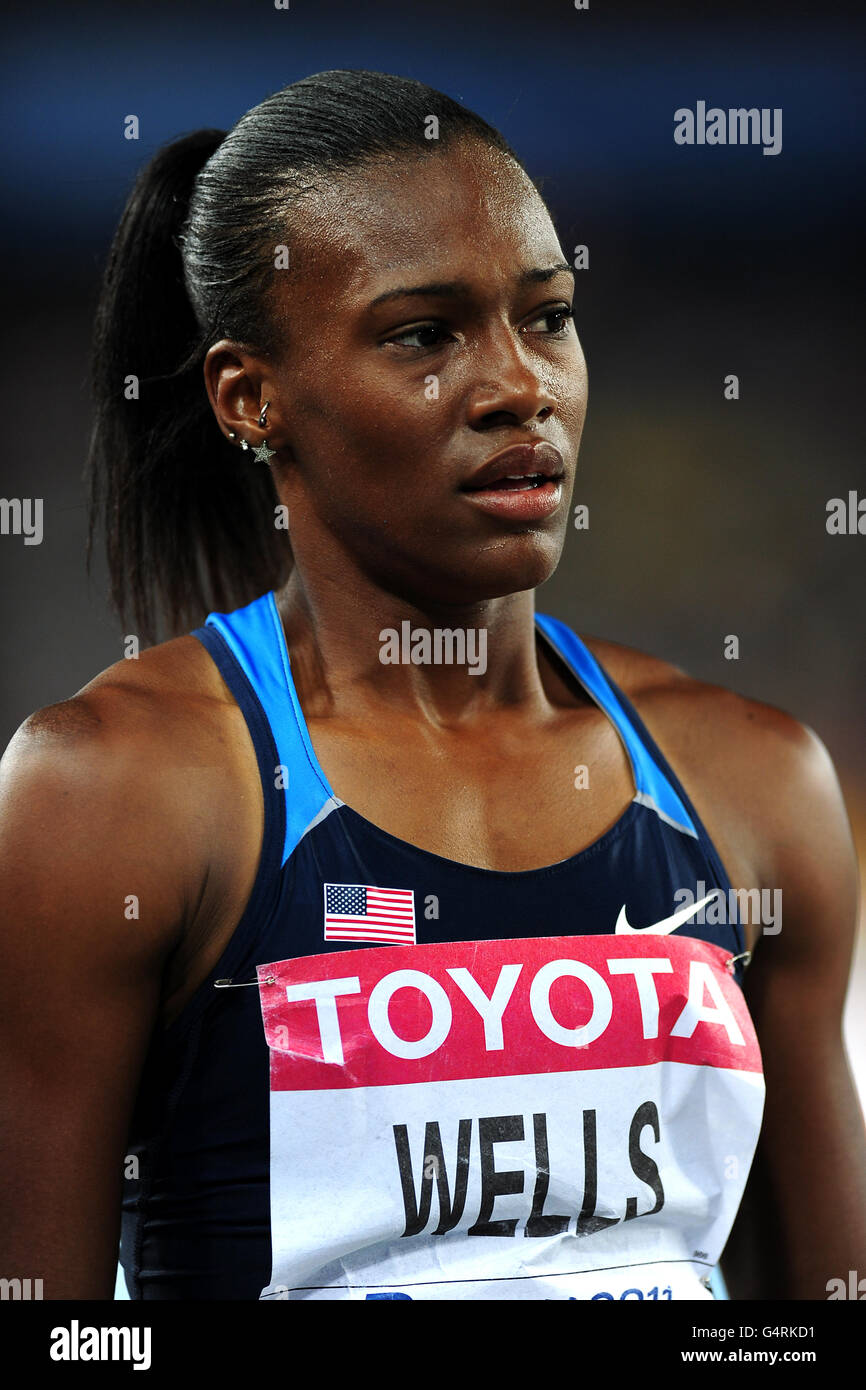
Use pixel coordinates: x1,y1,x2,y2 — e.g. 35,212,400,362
614,891,720,936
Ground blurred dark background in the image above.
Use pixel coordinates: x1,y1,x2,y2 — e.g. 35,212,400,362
2,0,864,1089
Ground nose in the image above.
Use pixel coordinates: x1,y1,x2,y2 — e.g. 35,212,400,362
466,333,557,431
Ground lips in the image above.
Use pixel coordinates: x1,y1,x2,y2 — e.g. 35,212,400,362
462,442,565,491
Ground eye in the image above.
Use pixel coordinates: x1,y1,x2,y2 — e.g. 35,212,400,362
524,305,575,336
382,322,452,351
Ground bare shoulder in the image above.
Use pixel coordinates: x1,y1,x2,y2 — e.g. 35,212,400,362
6,633,233,770
583,630,820,755
0,634,248,942
581,631,817,762
0,631,270,1036
579,632,852,898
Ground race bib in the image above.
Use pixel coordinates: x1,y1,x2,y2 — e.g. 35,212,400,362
256,934,764,1300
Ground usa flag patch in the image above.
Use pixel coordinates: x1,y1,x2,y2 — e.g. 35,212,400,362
323,883,416,945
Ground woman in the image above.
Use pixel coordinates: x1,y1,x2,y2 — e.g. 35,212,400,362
1,70,863,1301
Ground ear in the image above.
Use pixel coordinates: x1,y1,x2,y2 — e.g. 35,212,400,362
203,340,294,461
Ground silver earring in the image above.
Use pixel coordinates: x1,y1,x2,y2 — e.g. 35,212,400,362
252,438,276,465
227,427,273,465
258,401,270,429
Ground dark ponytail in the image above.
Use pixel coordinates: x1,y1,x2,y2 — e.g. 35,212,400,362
86,71,521,642
85,128,291,644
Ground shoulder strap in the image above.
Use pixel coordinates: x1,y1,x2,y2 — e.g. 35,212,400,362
192,591,339,866
535,611,699,839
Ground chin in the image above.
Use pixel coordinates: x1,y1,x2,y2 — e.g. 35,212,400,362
474,545,561,600
366,524,567,609
432,530,565,606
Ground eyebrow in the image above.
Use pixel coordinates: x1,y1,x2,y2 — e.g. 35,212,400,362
367,262,576,310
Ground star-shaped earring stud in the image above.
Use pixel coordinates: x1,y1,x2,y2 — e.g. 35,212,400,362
253,439,277,465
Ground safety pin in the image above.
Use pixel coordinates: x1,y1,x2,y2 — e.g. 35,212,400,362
726,950,752,972
214,975,276,989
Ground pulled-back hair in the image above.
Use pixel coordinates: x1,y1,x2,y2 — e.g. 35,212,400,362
86,70,521,643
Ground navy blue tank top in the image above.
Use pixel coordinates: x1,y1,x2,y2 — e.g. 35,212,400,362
119,591,746,1299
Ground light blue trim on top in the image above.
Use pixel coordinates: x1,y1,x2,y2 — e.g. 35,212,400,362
534,612,698,839
205,593,698,865
205,592,337,865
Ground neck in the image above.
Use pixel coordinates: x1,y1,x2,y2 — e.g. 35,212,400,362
273,564,553,728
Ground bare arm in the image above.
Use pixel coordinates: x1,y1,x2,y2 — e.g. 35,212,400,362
721,722,866,1299
575,638,866,1299
0,697,201,1298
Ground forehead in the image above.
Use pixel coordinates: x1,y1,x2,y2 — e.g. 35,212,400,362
279,142,561,308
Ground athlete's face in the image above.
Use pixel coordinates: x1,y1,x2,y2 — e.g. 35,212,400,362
265,139,588,606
